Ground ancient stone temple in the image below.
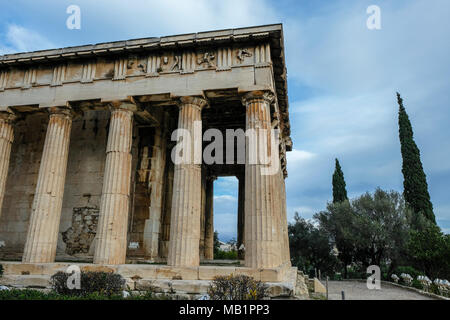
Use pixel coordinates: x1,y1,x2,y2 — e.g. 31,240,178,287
0,24,296,293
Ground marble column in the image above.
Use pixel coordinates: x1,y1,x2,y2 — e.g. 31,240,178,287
159,160,174,258
22,107,73,263
242,91,283,269
0,110,16,219
94,103,135,265
167,96,207,267
280,170,291,265
199,168,207,259
143,124,167,259
237,173,245,260
204,175,215,260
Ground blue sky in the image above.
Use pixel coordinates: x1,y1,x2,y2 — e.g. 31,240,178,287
1,0,449,241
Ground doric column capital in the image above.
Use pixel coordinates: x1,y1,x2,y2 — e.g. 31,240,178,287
0,109,17,124
177,96,209,110
47,106,76,120
241,90,275,107
108,101,137,115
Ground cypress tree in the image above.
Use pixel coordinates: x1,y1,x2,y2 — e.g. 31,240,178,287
397,92,435,224
332,158,348,203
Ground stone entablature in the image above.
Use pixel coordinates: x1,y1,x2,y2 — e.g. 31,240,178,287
0,24,290,148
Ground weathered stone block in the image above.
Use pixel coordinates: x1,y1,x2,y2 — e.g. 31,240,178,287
80,264,117,273
314,277,326,293
198,266,236,280
260,268,283,282
155,266,198,280
171,280,211,294
266,282,294,297
117,264,156,279
234,267,261,281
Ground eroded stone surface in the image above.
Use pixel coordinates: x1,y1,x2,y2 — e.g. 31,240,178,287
62,207,99,255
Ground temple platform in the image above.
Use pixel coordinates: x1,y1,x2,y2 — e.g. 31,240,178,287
0,261,301,298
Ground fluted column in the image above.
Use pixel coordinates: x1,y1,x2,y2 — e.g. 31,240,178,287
143,123,167,259
0,110,16,219
204,175,216,260
199,168,207,259
22,107,73,263
279,170,291,265
94,103,135,265
237,173,245,260
242,91,283,268
159,160,174,258
167,96,207,267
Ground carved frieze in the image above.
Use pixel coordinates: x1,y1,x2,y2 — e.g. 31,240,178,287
0,70,8,91
216,48,232,71
113,58,127,80
254,43,271,67
81,61,96,83
197,52,215,68
237,48,252,63
51,64,67,86
0,42,270,89
22,67,37,89
180,52,196,74
146,54,161,77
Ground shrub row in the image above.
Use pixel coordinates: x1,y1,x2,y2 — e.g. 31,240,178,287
50,271,125,296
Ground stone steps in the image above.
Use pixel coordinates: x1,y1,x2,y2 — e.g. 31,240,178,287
0,261,303,298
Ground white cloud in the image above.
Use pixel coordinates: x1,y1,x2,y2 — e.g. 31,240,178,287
282,0,450,228
214,195,237,202
64,0,279,41
214,213,237,241
0,24,55,54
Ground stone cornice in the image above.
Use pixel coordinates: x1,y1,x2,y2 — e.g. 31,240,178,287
0,25,279,66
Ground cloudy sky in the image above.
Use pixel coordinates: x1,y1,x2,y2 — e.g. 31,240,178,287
1,0,449,240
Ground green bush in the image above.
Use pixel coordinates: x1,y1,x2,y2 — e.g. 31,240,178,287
208,275,268,300
0,288,171,300
345,265,367,279
393,266,422,279
411,279,424,290
331,273,343,281
214,249,238,260
50,271,125,296
0,289,59,300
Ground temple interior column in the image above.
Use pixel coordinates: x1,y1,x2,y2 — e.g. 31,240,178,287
199,168,207,259
167,96,207,267
0,110,16,220
159,159,174,258
94,103,135,265
204,175,215,260
22,106,73,263
280,170,291,265
237,173,245,260
143,120,167,259
242,91,283,269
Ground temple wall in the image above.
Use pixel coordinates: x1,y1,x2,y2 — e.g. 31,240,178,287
57,110,109,256
0,113,48,257
0,110,112,258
